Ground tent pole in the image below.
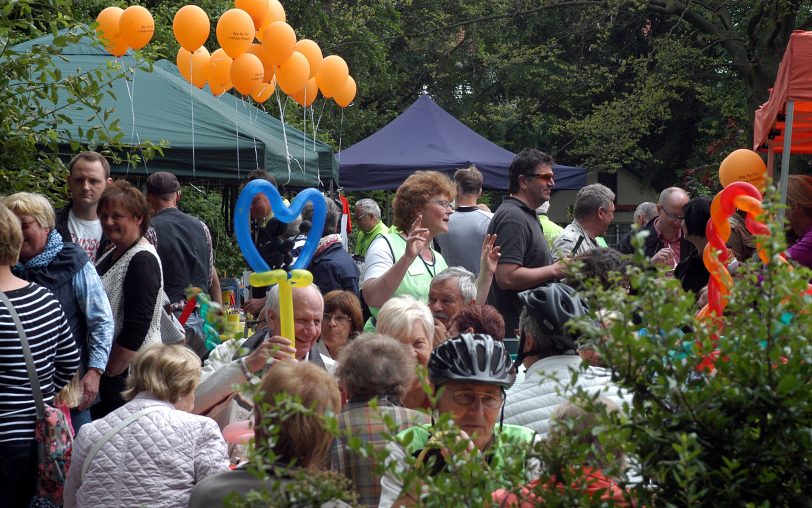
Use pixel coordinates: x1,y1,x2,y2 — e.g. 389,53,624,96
778,99,794,206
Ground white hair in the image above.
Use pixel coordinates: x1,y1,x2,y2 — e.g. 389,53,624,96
375,295,434,344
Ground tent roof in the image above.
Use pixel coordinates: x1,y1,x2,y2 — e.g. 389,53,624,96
11,29,337,186
753,30,812,154
338,95,587,190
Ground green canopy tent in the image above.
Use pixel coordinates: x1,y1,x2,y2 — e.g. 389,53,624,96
12,29,338,187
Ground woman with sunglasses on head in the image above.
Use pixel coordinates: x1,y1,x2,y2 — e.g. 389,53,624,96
314,290,364,362
360,171,455,332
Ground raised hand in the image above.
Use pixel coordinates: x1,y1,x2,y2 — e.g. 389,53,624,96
405,214,430,259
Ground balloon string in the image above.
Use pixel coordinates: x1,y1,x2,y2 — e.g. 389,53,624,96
302,88,307,175
120,57,147,173
189,59,195,178
250,99,260,169
309,107,322,187
275,87,292,184
338,106,344,166
240,97,260,169
235,99,240,174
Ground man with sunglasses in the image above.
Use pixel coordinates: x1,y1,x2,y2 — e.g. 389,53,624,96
378,334,536,507
487,149,567,337
618,186,695,267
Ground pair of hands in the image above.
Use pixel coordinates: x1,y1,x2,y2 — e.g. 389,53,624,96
244,334,298,373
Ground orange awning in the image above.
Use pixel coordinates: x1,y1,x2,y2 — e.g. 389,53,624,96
753,30,812,154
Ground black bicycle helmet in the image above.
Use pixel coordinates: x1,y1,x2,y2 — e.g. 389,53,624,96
518,283,587,353
428,333,516,389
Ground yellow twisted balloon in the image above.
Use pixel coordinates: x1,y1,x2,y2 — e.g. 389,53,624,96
249,269,313,349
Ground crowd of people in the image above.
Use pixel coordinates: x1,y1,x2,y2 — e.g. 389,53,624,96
1,148,811,507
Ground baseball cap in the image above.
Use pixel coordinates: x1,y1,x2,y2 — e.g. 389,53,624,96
146,172,180,194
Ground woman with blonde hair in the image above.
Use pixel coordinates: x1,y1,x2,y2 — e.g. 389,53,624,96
64,343,228,507
361,171,455,330
188,361,346,507
376,295,435,409
786,174,812,269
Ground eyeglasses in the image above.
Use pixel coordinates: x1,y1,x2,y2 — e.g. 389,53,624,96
427,199,453,209
446,388,505,409
323,313,352,324
523,173,554,182
661,207,685,222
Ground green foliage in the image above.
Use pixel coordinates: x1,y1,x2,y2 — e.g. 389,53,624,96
0,0,160,201
571,192,812,505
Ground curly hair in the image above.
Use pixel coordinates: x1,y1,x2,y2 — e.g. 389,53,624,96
97,179,150,235
392,171,455,232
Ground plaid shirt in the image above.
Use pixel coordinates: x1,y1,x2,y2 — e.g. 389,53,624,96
328,398,430,507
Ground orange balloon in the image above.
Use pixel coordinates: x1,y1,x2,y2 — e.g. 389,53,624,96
216,8,255,59
119,6,154,50
261,22,296,65
251,79,276,102
96,7,128,57
209,49,234,89
255,0,286,42
333,76,356,108
294,39,323,78
276,51,310,96
719,149,767,190
291,77,318,107
177,47,210,89
231,53,264,95
210,80,231,97
173,5,210,52
235,0,269,30
246,44,275,84
316,55,349,99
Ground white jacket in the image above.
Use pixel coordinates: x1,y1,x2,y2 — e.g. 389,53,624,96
64,392,229,508
504,355,626,437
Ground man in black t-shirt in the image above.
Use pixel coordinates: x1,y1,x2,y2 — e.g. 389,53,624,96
487,149,566,336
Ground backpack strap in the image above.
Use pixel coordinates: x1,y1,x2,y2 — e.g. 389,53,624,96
0,290,44,419
81,405,166,479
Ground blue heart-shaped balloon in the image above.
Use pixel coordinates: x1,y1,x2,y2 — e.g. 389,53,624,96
234,180,327,273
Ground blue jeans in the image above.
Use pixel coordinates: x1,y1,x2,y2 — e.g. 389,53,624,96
70,407,92,433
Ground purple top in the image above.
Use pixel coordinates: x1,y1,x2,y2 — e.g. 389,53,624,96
787,225,812,269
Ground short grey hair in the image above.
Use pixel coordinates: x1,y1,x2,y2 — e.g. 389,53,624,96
355,198,381,219
658,187,689,206
336,333,416,399
432,266,477,304
633,202,657,225
573,184,615,221
375,295,434,345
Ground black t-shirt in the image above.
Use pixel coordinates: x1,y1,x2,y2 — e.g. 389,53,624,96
486,197,553,336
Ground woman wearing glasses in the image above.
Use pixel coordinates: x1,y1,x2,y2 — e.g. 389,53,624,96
361,171,455,332
378,334,537,508
314,290,364,361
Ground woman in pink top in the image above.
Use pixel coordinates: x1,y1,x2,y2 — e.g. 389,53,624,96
786,175,812,269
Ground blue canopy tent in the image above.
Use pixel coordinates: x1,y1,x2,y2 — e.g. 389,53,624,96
338,95,587,190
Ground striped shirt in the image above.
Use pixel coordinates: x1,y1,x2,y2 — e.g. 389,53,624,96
0,283,79,443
